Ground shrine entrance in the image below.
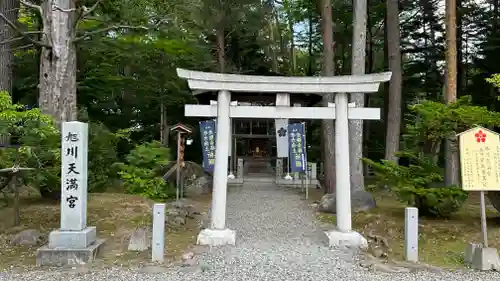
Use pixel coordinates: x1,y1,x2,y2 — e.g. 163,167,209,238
233,116,277,177
177,68,391,246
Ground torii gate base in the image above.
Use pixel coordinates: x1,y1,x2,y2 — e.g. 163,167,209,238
178,69,391,249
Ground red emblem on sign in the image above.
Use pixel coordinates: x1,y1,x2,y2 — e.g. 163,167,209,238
475,130,486,143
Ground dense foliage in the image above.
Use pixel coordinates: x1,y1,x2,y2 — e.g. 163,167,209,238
0,92,134,197
363,97,500,217
114,141,174,199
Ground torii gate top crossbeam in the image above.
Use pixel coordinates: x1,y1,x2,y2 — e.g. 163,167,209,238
177,68,392,94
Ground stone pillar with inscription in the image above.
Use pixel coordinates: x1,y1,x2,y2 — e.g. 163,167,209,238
36,121,105,267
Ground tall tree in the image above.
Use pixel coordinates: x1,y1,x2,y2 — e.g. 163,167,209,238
0,0,19,94
349,0,375,207
0,0,148,124
445,0,459,185
384,0,402,162
320,0,336,193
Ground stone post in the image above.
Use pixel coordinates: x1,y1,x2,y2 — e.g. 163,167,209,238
276,159,283,179
152,203,166,262
237,158,244,179
309,162,317,180
37,121,104,266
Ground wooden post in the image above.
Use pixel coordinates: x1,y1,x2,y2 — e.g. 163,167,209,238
12,175,20,226
0,168,34,227
170,123,191,200
176,131,181,201
480,191,489,247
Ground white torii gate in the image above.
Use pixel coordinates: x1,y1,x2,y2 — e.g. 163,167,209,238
177,68,392,247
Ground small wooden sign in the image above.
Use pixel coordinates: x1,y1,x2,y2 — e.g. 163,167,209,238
458,126,500,191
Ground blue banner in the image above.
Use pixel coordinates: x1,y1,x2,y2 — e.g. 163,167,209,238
288,122,307,173
200,120,216,171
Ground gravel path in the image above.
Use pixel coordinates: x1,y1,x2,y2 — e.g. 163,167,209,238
2,183,500,280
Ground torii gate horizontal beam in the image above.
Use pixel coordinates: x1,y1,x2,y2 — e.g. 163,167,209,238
185,105,380,120
177,68,392,94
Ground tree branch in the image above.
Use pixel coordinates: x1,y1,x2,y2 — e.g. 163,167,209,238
0,12,51,48
73,25,148,42
0,30,43,45
0,37,23,45
82,0,103,18
20,0,43,15
8,43,34,51
52,5,77,13
73,0,103,30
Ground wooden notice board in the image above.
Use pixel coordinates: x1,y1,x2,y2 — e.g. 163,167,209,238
458,126,500,191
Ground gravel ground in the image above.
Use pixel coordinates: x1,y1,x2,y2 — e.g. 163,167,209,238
2,183,500,281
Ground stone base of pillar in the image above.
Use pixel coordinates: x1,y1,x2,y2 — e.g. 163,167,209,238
36,226,105,266
324,230,368,249
48,226,97,249
197,228,236,246
36,238,105,266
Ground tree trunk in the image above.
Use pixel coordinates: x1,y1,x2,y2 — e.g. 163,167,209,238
350,0,375,208
269,22,278,73
0,0,19,94
160,101,169,147
445,0,459,186
39,0,78,124
216,26,225,73
364,3,374,172
384,0,402,162
320,0,336,194
456,0,464,97
382,3,389,122
286,2,296,74
307,0,314,76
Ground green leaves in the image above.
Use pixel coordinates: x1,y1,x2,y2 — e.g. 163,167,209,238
404,97,500,154
362,151,468,217
116,141,175,199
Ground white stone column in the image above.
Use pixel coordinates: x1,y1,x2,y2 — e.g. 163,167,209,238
334,93,352,232
197,90,236,246
325,96,367,249
212,90,230,229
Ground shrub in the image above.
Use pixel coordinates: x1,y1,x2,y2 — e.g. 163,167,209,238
115,141,174,199
87,122,124,192
0,92,60,198
362,98,500,217
0,92,128,198
399,185,468,217
362,151,468,218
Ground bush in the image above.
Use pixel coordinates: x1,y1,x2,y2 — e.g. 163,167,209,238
115,141,174,199
0,92,60,198
399,185,468,217
362,151,468,218
0,92,128,198
362,98,500,217
87,122,124,192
